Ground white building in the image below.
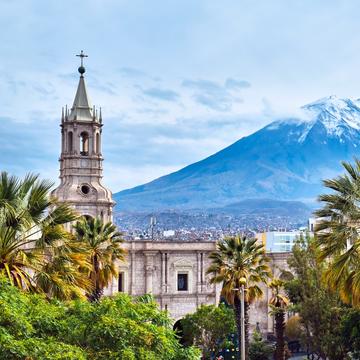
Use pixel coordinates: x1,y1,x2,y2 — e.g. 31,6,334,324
257,231,303,252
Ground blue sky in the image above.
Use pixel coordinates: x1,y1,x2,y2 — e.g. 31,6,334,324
1,0,360,191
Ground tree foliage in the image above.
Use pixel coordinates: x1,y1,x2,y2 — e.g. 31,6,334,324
286,234,348,360
74,216,125,302
340,307,360,358
249,331,273,360
0,172,89,299
284,315,303,341
0,276,199,360
181,304,236,358
315,159,360,306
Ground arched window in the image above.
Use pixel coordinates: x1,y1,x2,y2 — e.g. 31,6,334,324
80,132,89,155
67,131,73,152
96,133,100,154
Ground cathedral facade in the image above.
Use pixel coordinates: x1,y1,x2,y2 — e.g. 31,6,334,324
53,55,290,335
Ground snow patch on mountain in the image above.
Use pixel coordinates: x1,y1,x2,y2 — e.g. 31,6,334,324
268,96,360,143
302,95,360,137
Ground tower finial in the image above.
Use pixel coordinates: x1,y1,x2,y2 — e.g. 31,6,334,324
76,50,88,75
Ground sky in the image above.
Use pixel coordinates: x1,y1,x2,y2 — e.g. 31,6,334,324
1,0,360,192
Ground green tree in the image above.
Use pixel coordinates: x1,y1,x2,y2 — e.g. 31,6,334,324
181,304,236,358
0,172,82,297
207,235,271,359
269,278,289,360
0,275,200,359
341,307,360,358
315,159,360,306
286,234,348,360
249,331,273,360
74,216,125,302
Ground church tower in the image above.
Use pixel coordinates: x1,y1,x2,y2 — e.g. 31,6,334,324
52,51,115,222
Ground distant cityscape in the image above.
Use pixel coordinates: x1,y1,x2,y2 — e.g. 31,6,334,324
115,211,312,248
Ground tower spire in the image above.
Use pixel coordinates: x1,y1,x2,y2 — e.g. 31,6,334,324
69,51,93,121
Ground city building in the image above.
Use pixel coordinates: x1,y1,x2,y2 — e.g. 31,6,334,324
257,231,303,252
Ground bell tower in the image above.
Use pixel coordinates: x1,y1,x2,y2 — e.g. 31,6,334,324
52,51,115,222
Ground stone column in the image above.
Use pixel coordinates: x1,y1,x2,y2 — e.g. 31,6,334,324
197,251,202,293
130,243,136,295
161,252,166,294
200,252,204,292
144,251,157,294
165,252,169,293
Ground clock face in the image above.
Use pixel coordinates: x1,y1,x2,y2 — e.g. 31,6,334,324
80,159,89,168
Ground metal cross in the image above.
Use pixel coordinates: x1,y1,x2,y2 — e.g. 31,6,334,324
76,50,88,67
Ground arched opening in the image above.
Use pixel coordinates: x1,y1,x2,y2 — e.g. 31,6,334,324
80,132,89,155
67,131,73,152
173,319,187,346
96,132,100,154
83,214,93,223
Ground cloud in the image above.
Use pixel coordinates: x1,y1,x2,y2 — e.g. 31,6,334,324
87,76,117,96
142,87,180,102
104,164,183,192
0,75,26,95
182,78,249,111
136,107,169,116
119,67,148,78
0,115,59,181
225,78,251,90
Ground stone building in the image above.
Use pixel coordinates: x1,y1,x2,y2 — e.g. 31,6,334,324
53,54,291,334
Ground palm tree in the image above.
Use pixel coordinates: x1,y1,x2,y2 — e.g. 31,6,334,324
34,236,91,300
0,172,79,294
207,235,271,359
315,159,360,306
74,217,125,302
269,278,290,360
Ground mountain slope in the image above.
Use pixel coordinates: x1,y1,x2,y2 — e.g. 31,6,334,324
114,96,360,211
